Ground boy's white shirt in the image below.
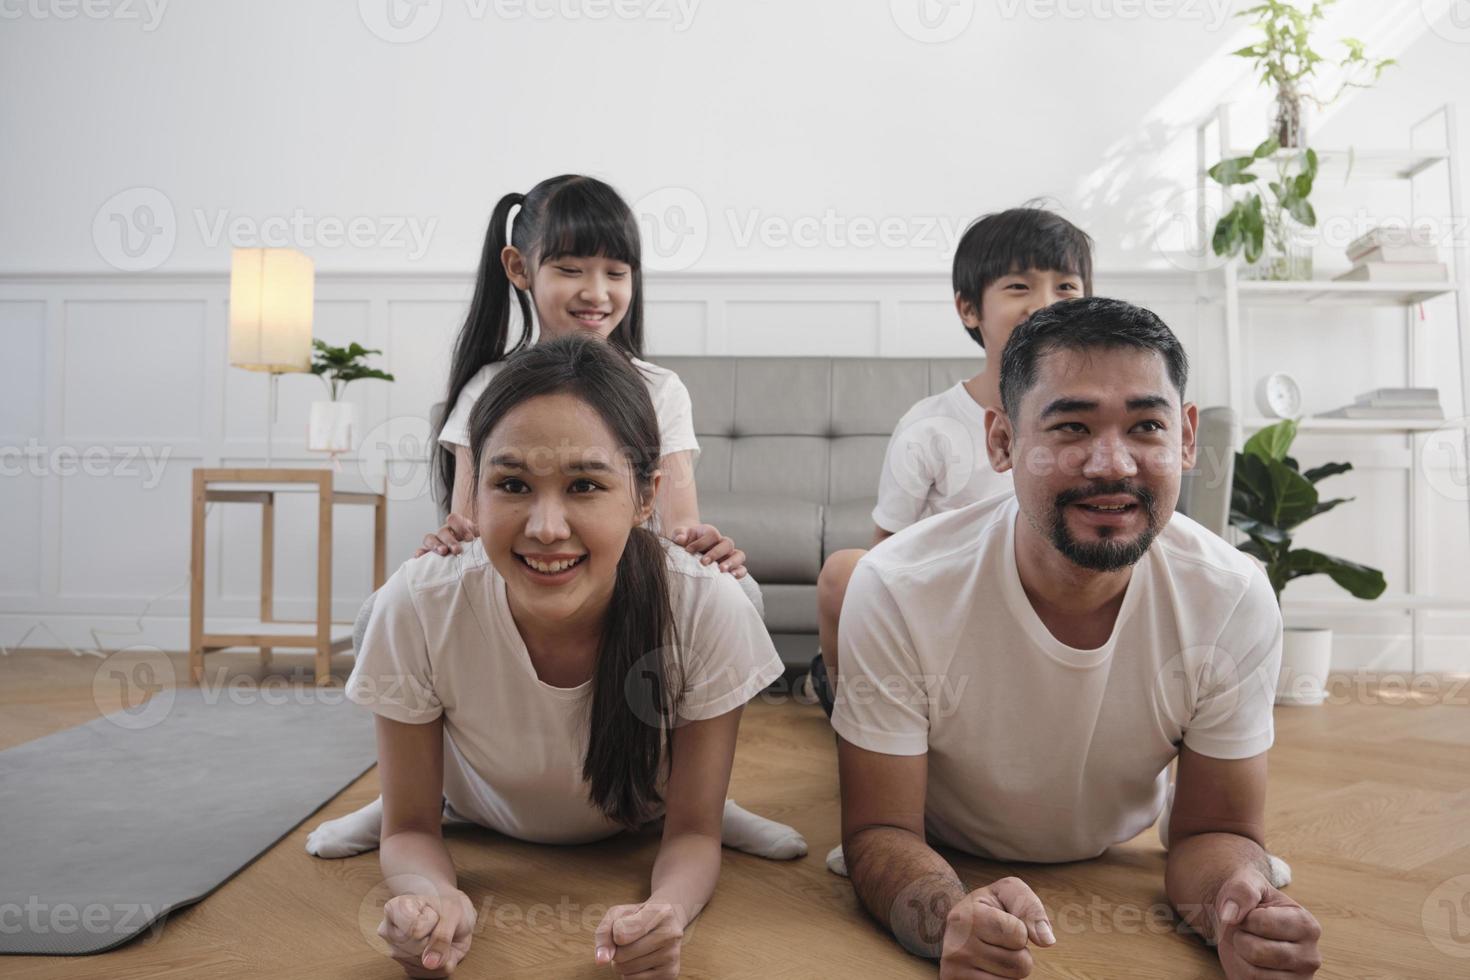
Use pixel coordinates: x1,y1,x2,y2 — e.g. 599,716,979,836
439,357,700,463
872,382,1013,534
831,493,1282,863
346,537,782,844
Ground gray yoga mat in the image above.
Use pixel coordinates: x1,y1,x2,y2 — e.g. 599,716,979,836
0,684,376,955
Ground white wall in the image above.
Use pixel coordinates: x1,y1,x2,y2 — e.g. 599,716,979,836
3,1,1470,670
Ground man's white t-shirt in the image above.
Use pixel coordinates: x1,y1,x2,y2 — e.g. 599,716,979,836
345,537,782,845
438,356,701,463
831,494,1282,864
872,382,1013,534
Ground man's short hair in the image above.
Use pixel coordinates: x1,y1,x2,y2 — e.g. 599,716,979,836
999,296,1188,419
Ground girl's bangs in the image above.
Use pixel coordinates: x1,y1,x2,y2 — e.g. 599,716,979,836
537,183,641,268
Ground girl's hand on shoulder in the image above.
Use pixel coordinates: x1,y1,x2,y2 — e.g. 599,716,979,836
593,901,685,978
670,524,746,579
413,513,478,559
379,888,477,977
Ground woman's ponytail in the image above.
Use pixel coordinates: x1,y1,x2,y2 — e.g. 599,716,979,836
583,523,680,829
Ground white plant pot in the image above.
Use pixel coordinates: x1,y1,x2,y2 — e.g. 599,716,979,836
1275,627,1333,706
308,400,356,454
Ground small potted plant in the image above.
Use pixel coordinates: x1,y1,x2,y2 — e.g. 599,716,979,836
1207,0,1394,280
308,339,395,455
1230,419,1386,704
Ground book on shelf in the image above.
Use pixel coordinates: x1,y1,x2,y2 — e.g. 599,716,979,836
1346,225,1436,260
1355,387,1441,409
1317,405,1445,420
1348,244,1441,264
1332,262,1449,282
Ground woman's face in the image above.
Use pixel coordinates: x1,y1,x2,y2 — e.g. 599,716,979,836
503,247,634,343
474,392,656,626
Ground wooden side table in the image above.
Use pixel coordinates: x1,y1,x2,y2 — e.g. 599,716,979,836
189,468,388,687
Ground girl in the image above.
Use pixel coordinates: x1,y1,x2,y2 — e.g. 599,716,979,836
341,336,789,977
308,178,801,862
423,174,747,586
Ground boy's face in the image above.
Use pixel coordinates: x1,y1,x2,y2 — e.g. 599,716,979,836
955,268,1086,351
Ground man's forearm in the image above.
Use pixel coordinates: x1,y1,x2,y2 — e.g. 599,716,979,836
1165,831,1273,944
845,826,967,958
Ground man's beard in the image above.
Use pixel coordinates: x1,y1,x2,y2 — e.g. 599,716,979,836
1048,481,1161,572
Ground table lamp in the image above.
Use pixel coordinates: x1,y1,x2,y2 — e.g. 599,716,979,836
228,247,314,467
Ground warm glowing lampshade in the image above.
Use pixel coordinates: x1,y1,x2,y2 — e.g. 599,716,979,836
229,247,314,372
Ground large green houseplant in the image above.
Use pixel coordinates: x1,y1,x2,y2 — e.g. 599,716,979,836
1230,419,1386,703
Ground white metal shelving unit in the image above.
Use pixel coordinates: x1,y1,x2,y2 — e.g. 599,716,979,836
1195,103,1470,673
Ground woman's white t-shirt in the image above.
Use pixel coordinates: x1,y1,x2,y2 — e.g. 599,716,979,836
872,382,1013,534
345,536,782,844
832,493,1282,864
438,356,701,463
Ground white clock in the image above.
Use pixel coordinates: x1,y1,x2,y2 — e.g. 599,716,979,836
1255,372,1302,419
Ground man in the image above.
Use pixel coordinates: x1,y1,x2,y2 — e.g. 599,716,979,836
831,296,1322,978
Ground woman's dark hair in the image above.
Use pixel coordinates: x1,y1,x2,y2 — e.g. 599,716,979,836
466,333,678,828
952,203,1095,350
433,174,646,508
998,296,1189,420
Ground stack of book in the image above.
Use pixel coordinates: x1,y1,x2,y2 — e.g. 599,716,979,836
1317,387,1444,420
1333,226,1447,283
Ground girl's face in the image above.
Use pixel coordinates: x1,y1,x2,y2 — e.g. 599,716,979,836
503,247,634,342
474,392,657,626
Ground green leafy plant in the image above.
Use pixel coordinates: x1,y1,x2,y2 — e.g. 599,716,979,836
1209,136,1317,269
1207,0,1394,274
1230,418,1386,605
1231,0,1395,145
310,339,395,401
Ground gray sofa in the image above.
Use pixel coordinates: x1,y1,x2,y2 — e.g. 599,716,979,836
661,357,1238,669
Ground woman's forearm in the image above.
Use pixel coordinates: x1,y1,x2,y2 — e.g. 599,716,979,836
381,829,461,899
646,831,722,930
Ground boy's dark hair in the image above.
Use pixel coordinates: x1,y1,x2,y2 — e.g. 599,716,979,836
468,333,679,830
999,297,1188,419
952,205,1095,349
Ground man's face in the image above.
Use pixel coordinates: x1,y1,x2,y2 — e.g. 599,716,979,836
989,346,1197,572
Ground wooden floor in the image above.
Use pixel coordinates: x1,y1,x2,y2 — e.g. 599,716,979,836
3,648,1469,979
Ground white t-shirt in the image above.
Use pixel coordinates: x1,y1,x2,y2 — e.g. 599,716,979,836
831,494,1281,864
345,536,783,845
438,355,701,463
872,382,1013,534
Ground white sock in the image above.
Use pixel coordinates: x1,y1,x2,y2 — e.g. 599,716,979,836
720,799,807,860
825,844,848,877
306,795,384,859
